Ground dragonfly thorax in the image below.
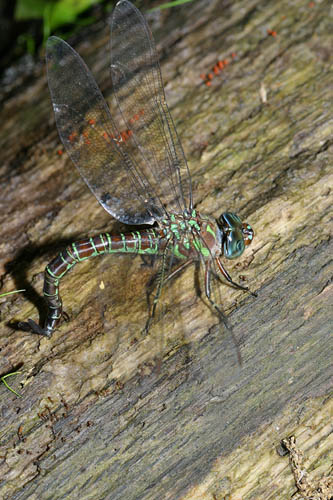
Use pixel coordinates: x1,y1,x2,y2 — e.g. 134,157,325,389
160,210,222,261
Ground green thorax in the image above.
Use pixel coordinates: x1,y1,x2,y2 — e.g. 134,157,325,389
160,209,222,260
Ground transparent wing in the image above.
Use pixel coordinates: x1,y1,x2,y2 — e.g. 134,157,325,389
110,0,193,217
46,36,164,225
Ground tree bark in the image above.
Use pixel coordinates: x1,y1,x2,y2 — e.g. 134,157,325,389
0,0,332,499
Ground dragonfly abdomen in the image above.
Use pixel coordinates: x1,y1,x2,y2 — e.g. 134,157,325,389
34,229,162,336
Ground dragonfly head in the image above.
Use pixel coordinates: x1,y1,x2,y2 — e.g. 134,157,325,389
218,212,254,259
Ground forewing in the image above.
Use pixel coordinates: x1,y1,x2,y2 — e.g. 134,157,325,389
110,0,193,216
46,36,161,225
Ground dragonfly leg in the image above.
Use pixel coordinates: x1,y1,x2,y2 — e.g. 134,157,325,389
204,261,242,366
146,258,193,296
145,258,194,324
143,240,172,335
216,257,257,297
204,260,229,329
164,258,194,284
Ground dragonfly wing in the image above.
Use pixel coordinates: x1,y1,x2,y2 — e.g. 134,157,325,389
46,36,163,225
110,0,193,217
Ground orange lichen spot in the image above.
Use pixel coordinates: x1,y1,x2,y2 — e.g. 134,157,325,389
88,118,96,125
68,131,77,142
267,29,277,37
57,149,63,156
82,132,91,145
309,1,315,6
127,129,133,137
103,131,108,139
200,53,238,88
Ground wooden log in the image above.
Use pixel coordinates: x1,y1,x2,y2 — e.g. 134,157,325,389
0,0,332,498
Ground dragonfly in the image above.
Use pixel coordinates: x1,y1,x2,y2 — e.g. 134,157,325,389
20,0,255,339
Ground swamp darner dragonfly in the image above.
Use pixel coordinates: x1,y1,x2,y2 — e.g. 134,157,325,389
21,0,255,338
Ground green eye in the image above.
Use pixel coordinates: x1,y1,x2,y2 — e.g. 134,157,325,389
237,240,243,252
224,231,245,259
219,212,247,259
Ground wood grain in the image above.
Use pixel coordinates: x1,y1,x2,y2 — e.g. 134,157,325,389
0,0,332,498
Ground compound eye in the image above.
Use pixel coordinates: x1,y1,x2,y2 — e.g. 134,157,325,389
236,239,244,253
219,212,242,229
224,229,245,259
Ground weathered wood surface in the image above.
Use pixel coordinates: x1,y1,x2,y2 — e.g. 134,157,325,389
0,0,332,498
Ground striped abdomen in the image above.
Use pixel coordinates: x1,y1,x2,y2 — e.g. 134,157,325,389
42,228,163,336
